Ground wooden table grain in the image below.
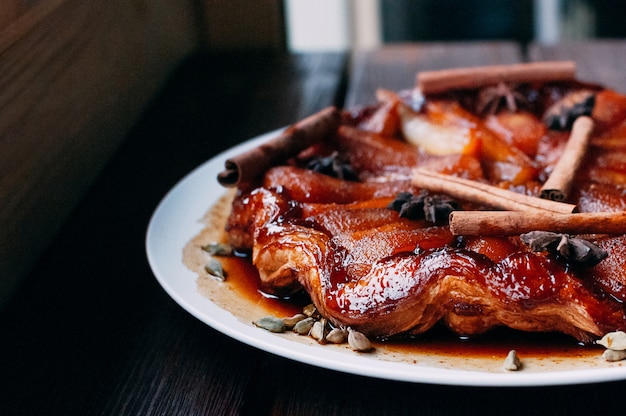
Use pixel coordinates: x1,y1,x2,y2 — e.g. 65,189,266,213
3,42,626,415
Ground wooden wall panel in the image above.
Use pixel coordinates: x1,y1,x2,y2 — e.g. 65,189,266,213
0,0,199,307
201,0,286,50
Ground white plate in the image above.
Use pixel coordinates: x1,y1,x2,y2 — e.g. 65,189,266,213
146,129,626,387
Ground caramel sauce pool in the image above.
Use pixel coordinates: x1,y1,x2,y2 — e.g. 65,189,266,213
219,255,306,318
221,254,602,361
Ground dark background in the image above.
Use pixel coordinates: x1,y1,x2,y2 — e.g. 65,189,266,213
381,0,626,44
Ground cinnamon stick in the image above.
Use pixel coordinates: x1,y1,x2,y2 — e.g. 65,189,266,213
417,61,577,95
449,210,626,236
411,168,576,214
540,116,594,201
217,106,341,189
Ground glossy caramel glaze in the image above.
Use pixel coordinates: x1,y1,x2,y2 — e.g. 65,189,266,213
225,81,626,343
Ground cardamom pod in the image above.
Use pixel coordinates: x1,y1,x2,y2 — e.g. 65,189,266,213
326,328,348,344
309,321,325,343
302,303,319,318
253,316,286,333
204,257,226,281
603,349,626,362
282,313,307,329
202,242,234,256
293,317,315,335
347,328,373,352
598,331,626,351
503,350,522,371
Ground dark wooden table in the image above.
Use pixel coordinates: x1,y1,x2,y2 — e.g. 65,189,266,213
3,41,626,415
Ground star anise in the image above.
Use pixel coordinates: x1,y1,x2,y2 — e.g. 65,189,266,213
388,191,459,224
306,151,357,181
476,82,527,115
520,231,608,267
543,90,596,130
